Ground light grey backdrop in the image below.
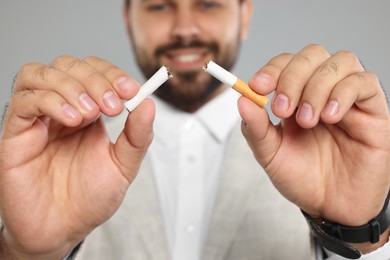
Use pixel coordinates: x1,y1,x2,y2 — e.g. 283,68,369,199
1,1,389,120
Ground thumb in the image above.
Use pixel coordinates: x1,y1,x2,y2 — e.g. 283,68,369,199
237,96,280,168
113,99,155,183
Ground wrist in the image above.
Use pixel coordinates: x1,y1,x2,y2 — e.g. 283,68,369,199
303,189,390,259
0,224,78,260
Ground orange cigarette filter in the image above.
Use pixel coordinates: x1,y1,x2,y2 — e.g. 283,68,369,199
203,61,268,107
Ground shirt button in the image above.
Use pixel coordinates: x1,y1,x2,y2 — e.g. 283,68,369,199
186,224,195,233
184,119,194,130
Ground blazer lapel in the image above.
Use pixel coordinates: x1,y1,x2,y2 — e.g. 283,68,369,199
122,157,171,260
202,124,263,260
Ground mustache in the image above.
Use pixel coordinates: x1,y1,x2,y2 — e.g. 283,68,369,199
155,40,219,57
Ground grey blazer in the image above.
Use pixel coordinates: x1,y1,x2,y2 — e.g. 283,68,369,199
76,114,316,260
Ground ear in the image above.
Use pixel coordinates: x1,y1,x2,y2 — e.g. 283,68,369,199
122,3,132,40
239,0,253,41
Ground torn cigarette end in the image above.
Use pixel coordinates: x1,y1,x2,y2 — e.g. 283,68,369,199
203,60,268,107
124,65,172,112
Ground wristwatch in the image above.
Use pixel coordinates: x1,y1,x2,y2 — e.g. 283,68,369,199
302,191,390,259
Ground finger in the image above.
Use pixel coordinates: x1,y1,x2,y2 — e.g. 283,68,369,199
321,71,387,125
296,50,364,128
237,96,280,167
4,89,82,137
113,99,155,183
248,53,293,95
83,56,140,100
271,44,332,119
51,55,128,116
15,63,100,121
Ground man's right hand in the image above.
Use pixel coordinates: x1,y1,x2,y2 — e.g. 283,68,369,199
0,56,155,259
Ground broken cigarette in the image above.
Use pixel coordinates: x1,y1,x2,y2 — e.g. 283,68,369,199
203,61,268,107
124,65,172,112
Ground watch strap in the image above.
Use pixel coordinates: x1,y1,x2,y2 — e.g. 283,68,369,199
303,211,362,259
302,190,390,259
320,200,390,244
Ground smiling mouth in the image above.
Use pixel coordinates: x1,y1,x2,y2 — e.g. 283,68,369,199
164,50,211,72
172,53,203,63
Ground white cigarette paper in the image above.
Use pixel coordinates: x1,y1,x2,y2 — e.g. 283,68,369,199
203,60,268,107
125,65,172,111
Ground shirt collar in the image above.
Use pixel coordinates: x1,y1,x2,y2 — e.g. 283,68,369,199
196,89,240,143
152,89,240,144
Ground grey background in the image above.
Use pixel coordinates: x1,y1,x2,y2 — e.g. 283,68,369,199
1,0,389,119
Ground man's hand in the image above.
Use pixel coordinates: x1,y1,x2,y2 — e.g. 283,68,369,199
0,56,155,259
238,44,390,253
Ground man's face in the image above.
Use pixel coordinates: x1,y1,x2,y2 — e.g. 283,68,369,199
124,0,252,111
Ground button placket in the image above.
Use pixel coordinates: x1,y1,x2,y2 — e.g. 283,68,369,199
173,117,205,260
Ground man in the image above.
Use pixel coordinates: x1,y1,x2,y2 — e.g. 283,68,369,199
0,0,389,259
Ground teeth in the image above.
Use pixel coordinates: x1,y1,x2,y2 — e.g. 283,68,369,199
174,54,201,63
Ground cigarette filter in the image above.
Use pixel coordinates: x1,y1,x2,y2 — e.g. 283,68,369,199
125,65,172,112
203,61,268,107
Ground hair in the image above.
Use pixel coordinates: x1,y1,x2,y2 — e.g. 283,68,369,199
124,0,244,7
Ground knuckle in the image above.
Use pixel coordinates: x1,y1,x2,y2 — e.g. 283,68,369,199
306,43,327,53
65,59,86,71
270,52,293,64
13,89,36,99
14,64,31,91
18,63,37,78
18,63,54,85
52,55,83,71
305,44,330,59
51,55,73,66
83,55,100,64
334,50,357,60
319,61,340,76
293,53,311,66
334,50,362,69
33,65,55,82
277,52,294,59
355,71,380,86
365,71,379,82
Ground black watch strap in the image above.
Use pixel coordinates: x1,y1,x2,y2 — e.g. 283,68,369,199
302,190,390,259
303,211,362,259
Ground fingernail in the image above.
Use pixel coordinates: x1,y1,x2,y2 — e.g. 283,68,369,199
62,103,79,119
116,77,135,92
252,72,271,87
103,91,121,109
79,93,96,111
298,102,314,122
324,100,339,117
274,93,289,112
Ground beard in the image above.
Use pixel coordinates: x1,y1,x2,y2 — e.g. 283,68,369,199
131,36,241,111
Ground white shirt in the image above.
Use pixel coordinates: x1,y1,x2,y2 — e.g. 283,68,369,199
148,89,241,260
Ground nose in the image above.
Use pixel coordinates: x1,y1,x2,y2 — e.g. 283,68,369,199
171,8,200,44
